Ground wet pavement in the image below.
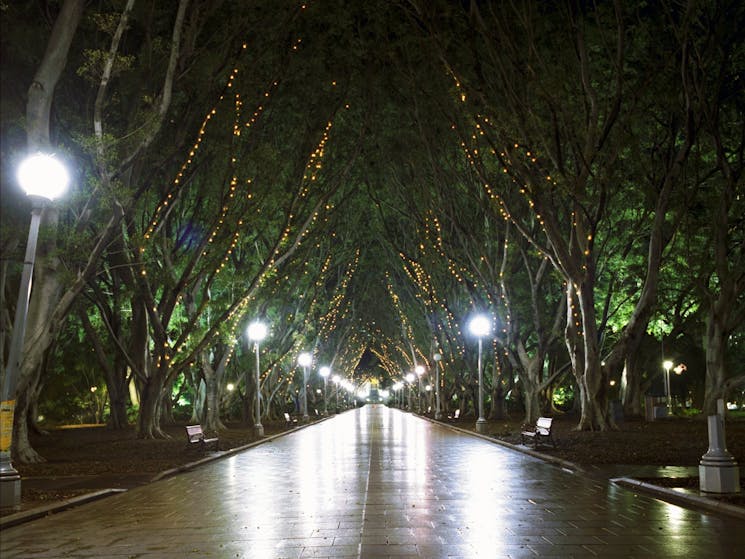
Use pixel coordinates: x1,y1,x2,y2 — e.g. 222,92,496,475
1,405,743,558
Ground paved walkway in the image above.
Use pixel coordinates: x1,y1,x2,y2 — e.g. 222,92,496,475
1,406,743,558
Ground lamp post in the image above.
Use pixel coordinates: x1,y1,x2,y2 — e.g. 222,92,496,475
391,382,401,408
1,153,69,510
405,373,415,410
433,353,442,419
298,352,312,421
247,321,268,436
319,366,331,415
663,360,673,414
332,374,341,410
415,365,425,413
468,314,491,433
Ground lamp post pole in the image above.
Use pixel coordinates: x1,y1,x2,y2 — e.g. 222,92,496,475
298,352,312,421
319,366,330,415
476,337,485,430
415,365,425,413
247,321,267,437
468,314,491,434
405,373,415,410
663,360,673,414
433,353,442,419
332,375,340,411
1,153,69,510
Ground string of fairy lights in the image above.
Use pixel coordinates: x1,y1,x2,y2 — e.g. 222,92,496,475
132,1,374,387
446,67,587,342
135,1,585,402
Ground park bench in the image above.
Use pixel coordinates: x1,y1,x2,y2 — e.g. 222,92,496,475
284,412,299,426
185,424,219,451
447,409,460,420
520,417,556,449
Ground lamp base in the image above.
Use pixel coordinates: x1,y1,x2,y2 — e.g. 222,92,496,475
476,418,488,434
0,469,21,512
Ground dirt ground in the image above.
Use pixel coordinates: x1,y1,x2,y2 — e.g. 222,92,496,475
3,411,744,516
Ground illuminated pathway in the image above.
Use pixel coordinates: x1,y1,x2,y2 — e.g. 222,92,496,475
1,406,743,558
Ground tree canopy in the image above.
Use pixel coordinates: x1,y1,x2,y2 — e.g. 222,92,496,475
1,0,744,461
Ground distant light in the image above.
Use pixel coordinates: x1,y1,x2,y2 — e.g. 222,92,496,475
319,366,331,378
298,352,312,367
415,365,425,376
405,373,415,383
468,314,491,338
433,353,442,362
247,321,268,342
663,360,673,372
17,153,70,200
227,383,235,392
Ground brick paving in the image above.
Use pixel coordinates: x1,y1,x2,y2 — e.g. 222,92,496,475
1,405,743,558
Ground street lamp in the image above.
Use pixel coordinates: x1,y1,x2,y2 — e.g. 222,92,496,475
392,382,402,408
332,374,341,409
247,321,268,436
319,366,331,415
415,365,425,413
663,359,673,414
468,314,491,433
405,373,415,410
433,352,442,419
1,153,69,510
298,352,312,421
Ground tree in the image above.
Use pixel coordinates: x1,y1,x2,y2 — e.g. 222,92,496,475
411,0,719,430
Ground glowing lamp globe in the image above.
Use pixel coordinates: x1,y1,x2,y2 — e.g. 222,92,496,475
247,321,268,342
17,153,69,200
468,315,491,338
298,352,312,367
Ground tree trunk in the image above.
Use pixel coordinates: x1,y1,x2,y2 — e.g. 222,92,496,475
79,308,130,429
12,366,45,463
488,359,505,420
702,305,728,415
161,377,175,425
576,281,612,431
200,350,227,432
137,375,167,439
621,353,643,417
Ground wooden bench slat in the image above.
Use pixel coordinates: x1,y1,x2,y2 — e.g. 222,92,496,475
520,417,557,449
185,424,218,450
